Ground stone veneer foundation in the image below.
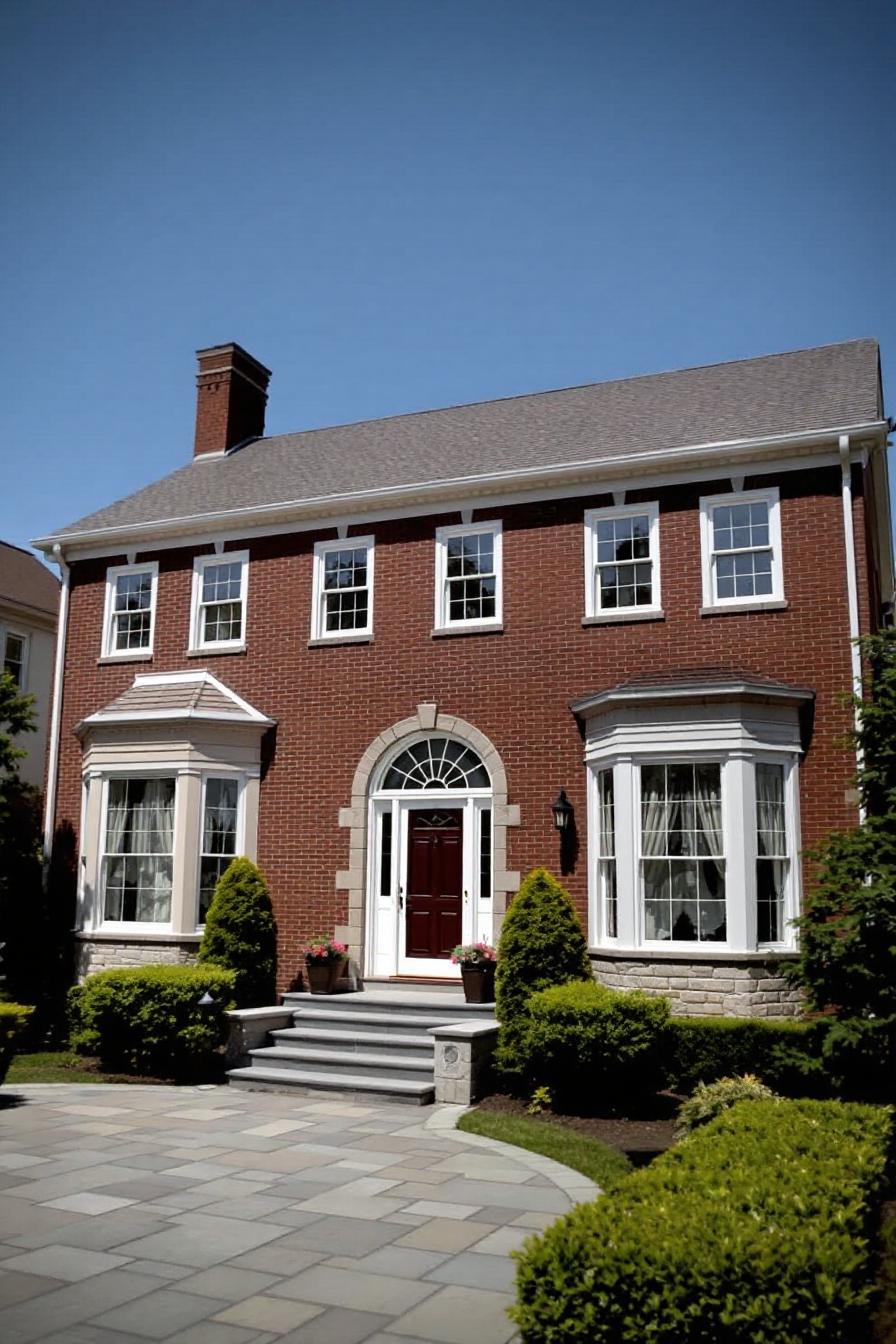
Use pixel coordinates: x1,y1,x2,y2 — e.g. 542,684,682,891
591,952,803,1018
75,935,201,980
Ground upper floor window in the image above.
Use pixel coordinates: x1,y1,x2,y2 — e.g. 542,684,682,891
102,562,158,658
434,522,503,632
190,551,249,652
311,537,374,641
700,488,783,609
3,629,28,687
584,503,661,619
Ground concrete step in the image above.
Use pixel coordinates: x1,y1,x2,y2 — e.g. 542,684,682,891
249,1045,433,1083
270,1026,434,1056
227,1065,435,1105
284,990,495,1020
288,1007,468,1036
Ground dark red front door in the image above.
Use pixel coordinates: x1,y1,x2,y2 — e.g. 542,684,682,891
405,809,463,959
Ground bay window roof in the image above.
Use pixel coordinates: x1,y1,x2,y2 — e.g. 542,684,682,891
74,671,274,738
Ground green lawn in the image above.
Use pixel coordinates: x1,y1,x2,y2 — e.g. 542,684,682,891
6,1052,166,1085
457,1108,632,1191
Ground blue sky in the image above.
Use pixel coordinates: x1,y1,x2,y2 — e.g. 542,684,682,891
1,0,893,557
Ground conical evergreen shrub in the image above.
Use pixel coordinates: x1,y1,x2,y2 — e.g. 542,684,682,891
198,857,276,1007
495,866,591,1082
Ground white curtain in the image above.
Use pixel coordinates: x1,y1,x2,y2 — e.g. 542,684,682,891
756,764,785,856
640,766,667,857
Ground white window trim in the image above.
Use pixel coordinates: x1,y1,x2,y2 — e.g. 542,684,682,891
2,625,30,689
96,771,178,934
101,562,159,659
434,520,503,633
584,501,661,619
189,550,249,653
310,535,375,642
588,749,801,955
699,487,783,610
195,772,247,929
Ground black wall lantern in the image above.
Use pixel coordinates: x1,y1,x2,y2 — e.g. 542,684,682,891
551,789,573,832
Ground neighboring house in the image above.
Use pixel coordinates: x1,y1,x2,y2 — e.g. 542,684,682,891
34,340,893,1016
0,540,59,791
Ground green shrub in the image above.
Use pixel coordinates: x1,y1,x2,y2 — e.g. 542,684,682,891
676,1074,778,1134
517,980,670,1105
68,965,236,1080
512,1098,893,1343
198,858,276,1007
495,867,591,1081
666,1014,824,1094
0,1002,33,1086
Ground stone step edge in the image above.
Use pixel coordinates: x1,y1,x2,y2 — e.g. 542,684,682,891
250,1045,434,1073
270,1027,434,1051
283,992,494,1013
227,1065,435,1099
290,1008,491,1031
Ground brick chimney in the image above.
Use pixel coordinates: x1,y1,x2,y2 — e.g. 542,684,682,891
193,343,272,457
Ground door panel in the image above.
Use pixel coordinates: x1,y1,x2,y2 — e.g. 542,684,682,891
405,809,463,959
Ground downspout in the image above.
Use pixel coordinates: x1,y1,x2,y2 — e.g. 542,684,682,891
43,544,70,865
838,434,865,821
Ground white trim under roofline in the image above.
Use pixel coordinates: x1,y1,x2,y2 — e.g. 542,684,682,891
75,708,275,731
33,420,888,561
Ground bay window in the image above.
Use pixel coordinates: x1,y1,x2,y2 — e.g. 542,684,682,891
580,676,811,954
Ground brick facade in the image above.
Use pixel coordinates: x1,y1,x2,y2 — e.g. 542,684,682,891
52,459,872,1009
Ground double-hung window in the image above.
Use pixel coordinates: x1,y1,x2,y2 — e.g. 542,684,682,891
756,762,788,944
597,768,617,938
311,537,374,640
102,563,158,658
198,777,240,922
3,629,28,687
434,522,502,632
102,777,175,923
191,551,249,651
584,503,661,619
700,488,783,608
640,763,726,943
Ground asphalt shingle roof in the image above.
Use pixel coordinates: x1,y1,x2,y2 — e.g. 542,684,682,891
0,540,60,616
48,339,882,541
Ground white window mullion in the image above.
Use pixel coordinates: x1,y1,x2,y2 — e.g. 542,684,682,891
725,754,753,950
615,758,638,946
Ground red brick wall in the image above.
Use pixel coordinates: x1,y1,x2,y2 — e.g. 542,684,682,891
54,464,871,988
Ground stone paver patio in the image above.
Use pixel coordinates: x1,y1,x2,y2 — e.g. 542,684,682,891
0,1084,595,1343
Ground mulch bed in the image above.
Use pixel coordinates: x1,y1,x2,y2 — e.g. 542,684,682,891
476,1092,679,1165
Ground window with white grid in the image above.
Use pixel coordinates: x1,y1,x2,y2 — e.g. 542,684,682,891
434,522,502,630
102,563,158,658
700,488,783,608
585,503,660,618
3,629,28,687
198,777,240,922
191,552,249,651
311,537,374,640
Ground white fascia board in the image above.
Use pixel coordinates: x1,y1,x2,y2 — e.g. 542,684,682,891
571,681,815,719
133,670,211,687
74,707,275,734
33,420,888,561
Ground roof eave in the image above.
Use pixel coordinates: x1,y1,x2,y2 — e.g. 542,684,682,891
571,681,816,720
32,418,889,557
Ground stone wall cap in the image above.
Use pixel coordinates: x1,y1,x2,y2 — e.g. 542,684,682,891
589,946,800,964
428,1020,500,1039
226,1007,294,1023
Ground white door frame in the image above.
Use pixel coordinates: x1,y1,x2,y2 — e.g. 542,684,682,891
366,790,493,979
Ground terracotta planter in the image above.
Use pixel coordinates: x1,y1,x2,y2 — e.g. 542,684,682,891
460,962,496,1004
306,957,346,994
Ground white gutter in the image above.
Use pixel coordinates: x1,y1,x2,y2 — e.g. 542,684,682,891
32,418,888,556
839,434,865,820
43,544,70,864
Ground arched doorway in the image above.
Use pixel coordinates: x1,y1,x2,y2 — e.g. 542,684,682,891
367,735,493,978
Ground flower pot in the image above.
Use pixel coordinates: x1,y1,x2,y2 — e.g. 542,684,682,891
306,958,346,994
460,962,496,1004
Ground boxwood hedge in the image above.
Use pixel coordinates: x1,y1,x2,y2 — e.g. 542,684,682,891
0,1002,33,1085
68,965,236,1080
512,1098,893,1344
665,1014,823,1094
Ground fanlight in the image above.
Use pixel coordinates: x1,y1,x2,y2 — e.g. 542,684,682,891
383,737,489,790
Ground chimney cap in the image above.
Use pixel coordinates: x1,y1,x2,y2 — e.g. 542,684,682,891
195,342,272,380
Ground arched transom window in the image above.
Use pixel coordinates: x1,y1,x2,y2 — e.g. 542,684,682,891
382,737,489,790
